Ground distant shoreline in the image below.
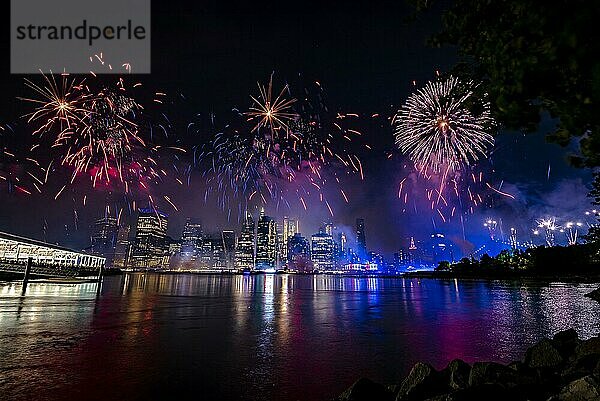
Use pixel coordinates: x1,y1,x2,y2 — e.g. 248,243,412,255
3,269,600,284
402,270,600,283
122,269,600,284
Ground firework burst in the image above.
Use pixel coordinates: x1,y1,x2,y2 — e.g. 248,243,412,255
19,73,90,138
20,59,186,214
246,74,298,133
394,76,503,224
198,77,366,218
394,76,494,174
535,217,559,246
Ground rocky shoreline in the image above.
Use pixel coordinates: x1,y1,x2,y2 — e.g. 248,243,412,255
586,287,600,303
336,329,600,401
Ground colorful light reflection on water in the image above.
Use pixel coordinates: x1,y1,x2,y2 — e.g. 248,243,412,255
0,275,599,401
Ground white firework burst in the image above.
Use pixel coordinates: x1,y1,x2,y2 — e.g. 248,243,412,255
394,76,495,173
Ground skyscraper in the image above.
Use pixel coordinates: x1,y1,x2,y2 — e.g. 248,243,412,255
287,233,311,272
311,230,335,271
235,212,255,270
90,215,118,265
210,235,226,269
333,231,347,266
221,230,236,270
323,222,333,236
131,208,169,269
180,218,203,263
256,209,277,270
356,218,366,258
282,217,299,260
112,224,131,269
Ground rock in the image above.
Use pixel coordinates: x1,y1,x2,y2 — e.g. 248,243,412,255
337,332,600,401
469,361,520,388
574,337,600,360
387,384,401,398
557,375,600,400
562,338,600,383
444,383,511,401
563,353,600,382
584,287,600,303
337,377,394,401
553,329,581,359
525,339,564,369
508,361,523,371
423,393,452,401
443,359,471,390
396,362,448,401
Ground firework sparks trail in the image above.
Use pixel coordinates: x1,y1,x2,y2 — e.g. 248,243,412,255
20,57,186,213
394,76,494,173
394,76,504,222
197,76,368,219
562,221,583,246
536,217,559,247
483,218,498,240
245,73,298,133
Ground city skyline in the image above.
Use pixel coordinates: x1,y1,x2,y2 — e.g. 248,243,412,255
85,204,551,273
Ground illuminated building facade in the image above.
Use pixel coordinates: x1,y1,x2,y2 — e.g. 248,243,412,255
90,216,118,265
287,233,312,272
323,222,333,236
180,218,203,262
282,217,299,260
112,224,131,269
235,212,255,270
221,230,236,270
256,209,277,270
131,208,169,269
356,218,366,258
311,230,335,271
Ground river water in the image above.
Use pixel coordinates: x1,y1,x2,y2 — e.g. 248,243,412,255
0,274,599,401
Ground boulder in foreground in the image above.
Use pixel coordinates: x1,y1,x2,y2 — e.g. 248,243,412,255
336,329,600,401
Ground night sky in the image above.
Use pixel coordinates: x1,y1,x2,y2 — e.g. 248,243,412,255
0,1,592,256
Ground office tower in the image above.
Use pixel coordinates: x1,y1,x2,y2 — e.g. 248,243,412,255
287,233,312,272
347,248,358,263
199,236,214,268
112,224,131,269
395,248,408,264
368,251,384,269
180,218,203,262
169,239,181,252
90,215,118,265
282,217,299,260
356,218,366,258
311,230,335,271
131,208,169,269
323,222,333,236
235,212,255,270
276,222,285,269
335,232,347,262
210,235,226,269
255,209,277,270
221,230,236,270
